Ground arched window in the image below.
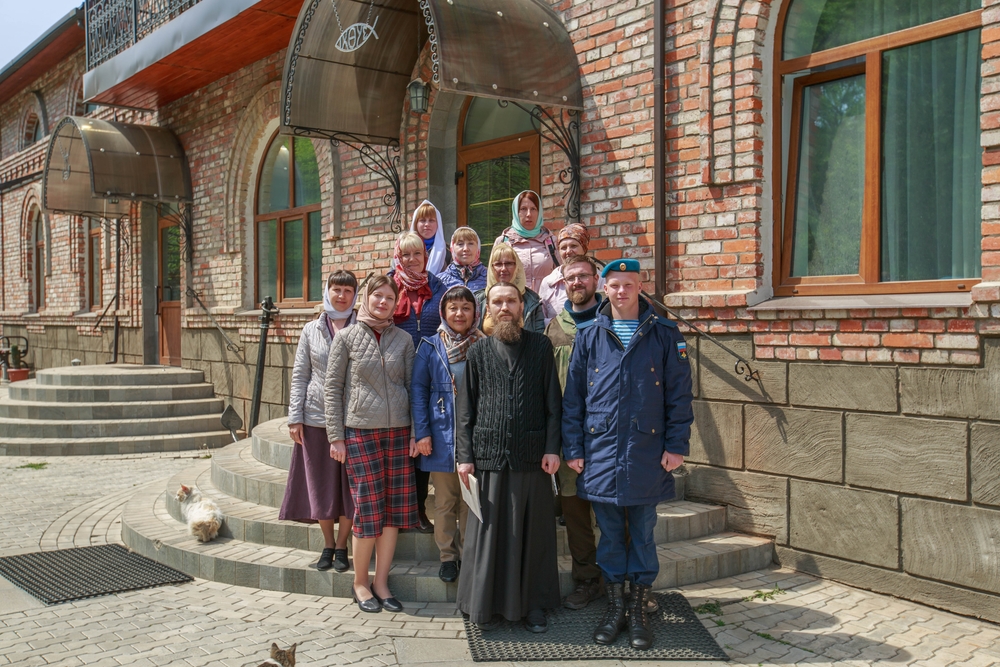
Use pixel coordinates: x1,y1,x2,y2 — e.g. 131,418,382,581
29,206,45,311
457,97,540,258
88,218,102,309
775,0,982,295
23,113,43,149
254,134,323,304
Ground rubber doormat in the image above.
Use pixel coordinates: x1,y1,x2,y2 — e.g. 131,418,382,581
464,592,729,662
0,544,192,605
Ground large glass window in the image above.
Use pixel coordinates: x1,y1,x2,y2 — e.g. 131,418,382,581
255,134,323,304
777,0,982,295
458,97,540,258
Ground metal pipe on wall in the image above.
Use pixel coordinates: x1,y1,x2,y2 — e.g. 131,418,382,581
653,0,666,302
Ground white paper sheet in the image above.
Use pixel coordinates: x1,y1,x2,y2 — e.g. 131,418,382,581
461,474,483,523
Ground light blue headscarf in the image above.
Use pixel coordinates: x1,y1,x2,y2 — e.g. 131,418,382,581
510,190,544,239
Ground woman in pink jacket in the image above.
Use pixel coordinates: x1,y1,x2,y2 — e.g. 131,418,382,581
494,190,559,293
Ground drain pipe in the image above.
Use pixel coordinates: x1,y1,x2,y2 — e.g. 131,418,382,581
653,0,666,302
249,296,279,431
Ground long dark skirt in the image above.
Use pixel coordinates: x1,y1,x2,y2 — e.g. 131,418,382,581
456,467,561,623
278,424,354,523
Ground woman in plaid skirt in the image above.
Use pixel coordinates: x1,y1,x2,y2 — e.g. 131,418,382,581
325,275,419,614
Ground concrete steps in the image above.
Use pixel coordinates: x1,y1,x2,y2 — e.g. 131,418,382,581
119,417,775,602
123,474,772,602
8,380,216,403
0,397,225,420
0,364,230,455
164,456,722,560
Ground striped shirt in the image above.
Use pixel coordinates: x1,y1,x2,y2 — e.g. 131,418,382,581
610,319,639,348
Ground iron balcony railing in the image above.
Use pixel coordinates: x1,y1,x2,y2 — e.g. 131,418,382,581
85,0,203,70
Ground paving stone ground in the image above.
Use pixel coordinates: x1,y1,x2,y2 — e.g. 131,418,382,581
0,451,997,666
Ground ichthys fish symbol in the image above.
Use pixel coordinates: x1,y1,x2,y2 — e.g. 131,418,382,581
336,15,379,52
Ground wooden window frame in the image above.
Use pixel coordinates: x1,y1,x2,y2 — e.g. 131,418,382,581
772,8,984,296
88,218,102,311
31,208,44,312
456,97,541,231
253,133,322,307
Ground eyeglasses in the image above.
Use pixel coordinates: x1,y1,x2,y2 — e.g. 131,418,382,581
492,262,516,269
564,272,596,284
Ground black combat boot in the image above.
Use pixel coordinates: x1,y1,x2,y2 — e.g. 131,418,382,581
593,582,627,645
628,583,654,650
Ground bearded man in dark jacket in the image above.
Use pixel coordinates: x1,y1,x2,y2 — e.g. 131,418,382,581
455,282,563,634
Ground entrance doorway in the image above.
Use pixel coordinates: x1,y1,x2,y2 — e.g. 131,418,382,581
158,219,182,366
457,97,540,258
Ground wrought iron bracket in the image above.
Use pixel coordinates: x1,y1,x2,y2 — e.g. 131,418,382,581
288,127,402,232
186,287,245,364
499,100,581,221
155,202,194,263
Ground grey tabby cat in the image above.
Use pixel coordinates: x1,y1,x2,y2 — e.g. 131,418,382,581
255,642,295,667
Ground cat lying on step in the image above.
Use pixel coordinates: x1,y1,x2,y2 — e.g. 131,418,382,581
175,484,224,542
254,642,296,667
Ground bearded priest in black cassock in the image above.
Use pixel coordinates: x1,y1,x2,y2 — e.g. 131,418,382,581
455,281,563,634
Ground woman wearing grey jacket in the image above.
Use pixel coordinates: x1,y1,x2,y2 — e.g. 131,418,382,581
326,275,418,614
280,271,358,573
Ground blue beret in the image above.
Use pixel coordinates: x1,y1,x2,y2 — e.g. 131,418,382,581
600,258,641,278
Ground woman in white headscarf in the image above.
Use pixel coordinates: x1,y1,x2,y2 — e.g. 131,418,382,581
281,270,358,574
410,200,448,276
494,190,559,293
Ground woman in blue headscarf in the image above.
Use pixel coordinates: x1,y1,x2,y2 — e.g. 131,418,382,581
494,190,559,293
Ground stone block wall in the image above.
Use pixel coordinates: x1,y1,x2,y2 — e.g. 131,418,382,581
180,328,293,429
686,333,1000,622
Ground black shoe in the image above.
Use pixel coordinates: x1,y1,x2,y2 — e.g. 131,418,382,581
628,583,654,650
524,609,547,633
593,582,627,645
564,577,604,610
415,509,434,534
372,591,403,613
353,587,382,614
439,560,459,583
475,617,501,632
333,548,350,572
557,515,566,526
316,548,335,571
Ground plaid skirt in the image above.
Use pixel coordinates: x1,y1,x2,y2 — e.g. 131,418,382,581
344,426,419,539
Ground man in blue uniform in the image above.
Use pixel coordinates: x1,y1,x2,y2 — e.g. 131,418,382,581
562,259,694,650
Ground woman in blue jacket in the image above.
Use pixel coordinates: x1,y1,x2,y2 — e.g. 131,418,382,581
411,286,486,582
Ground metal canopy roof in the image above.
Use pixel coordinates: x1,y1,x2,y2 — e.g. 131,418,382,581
281,0,584,144
42,117,193,218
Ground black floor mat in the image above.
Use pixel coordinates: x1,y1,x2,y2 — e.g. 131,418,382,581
0,544,192,605
464,592,729,662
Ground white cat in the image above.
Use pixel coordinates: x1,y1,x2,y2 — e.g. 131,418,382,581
175,484,224,542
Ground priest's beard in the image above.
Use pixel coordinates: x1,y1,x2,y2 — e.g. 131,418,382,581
493,320,523,344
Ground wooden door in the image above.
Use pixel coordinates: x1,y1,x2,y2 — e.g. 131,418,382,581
457,133,540,259
158,223,182,366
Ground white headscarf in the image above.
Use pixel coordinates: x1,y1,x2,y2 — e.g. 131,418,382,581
410,200,447,275
323,282,357,321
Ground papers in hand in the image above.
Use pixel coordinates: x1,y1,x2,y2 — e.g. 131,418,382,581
461,474,483,523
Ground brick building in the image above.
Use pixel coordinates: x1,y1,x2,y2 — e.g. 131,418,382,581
1,0,999,621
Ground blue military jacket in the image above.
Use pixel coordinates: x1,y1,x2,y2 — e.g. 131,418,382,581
561,299,694,506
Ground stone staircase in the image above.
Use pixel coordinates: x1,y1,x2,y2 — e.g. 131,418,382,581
121,418,775,602
0,365,232,455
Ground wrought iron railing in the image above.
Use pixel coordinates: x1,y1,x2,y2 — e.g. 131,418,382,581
85,0,203,70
